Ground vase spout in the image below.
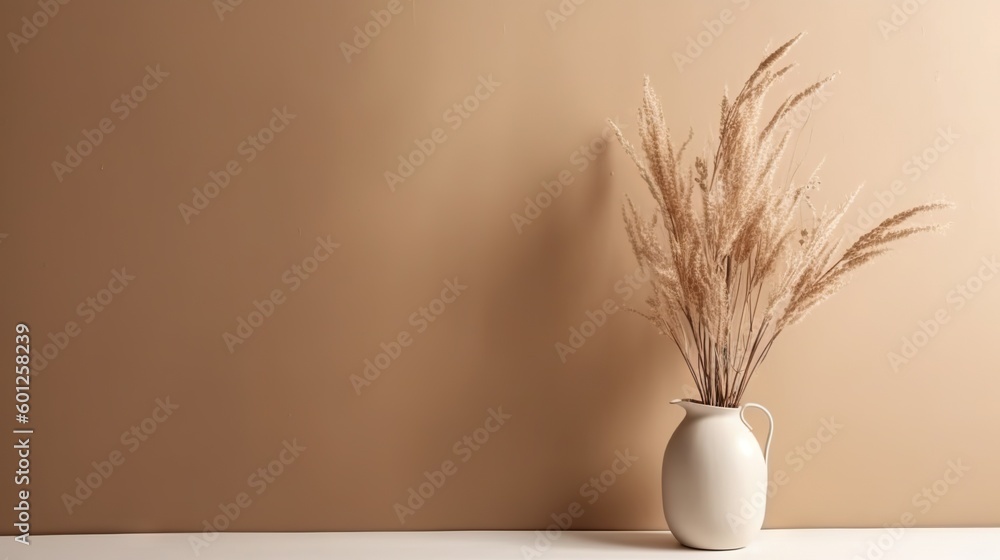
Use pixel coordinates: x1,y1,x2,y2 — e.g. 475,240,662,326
670,398,744,418
669,398,705,416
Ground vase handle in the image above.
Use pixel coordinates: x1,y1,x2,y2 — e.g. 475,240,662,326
740,403,774,467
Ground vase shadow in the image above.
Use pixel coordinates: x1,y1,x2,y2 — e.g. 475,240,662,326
415,120,694,529
569,530,690,551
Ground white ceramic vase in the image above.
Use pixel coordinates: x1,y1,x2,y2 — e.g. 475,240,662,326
661,399,774,550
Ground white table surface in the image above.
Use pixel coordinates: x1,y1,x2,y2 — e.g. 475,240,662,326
4,529,999,559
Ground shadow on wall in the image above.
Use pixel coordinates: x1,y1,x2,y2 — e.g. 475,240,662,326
471,129,690,528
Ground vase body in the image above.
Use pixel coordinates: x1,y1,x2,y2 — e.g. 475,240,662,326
661,399,773,550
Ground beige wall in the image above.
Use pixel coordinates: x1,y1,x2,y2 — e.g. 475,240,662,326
2,0,998,535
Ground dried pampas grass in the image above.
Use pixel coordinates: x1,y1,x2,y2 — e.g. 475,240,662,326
610,33,952,407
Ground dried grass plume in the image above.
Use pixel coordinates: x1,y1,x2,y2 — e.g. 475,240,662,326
610,33,952,406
